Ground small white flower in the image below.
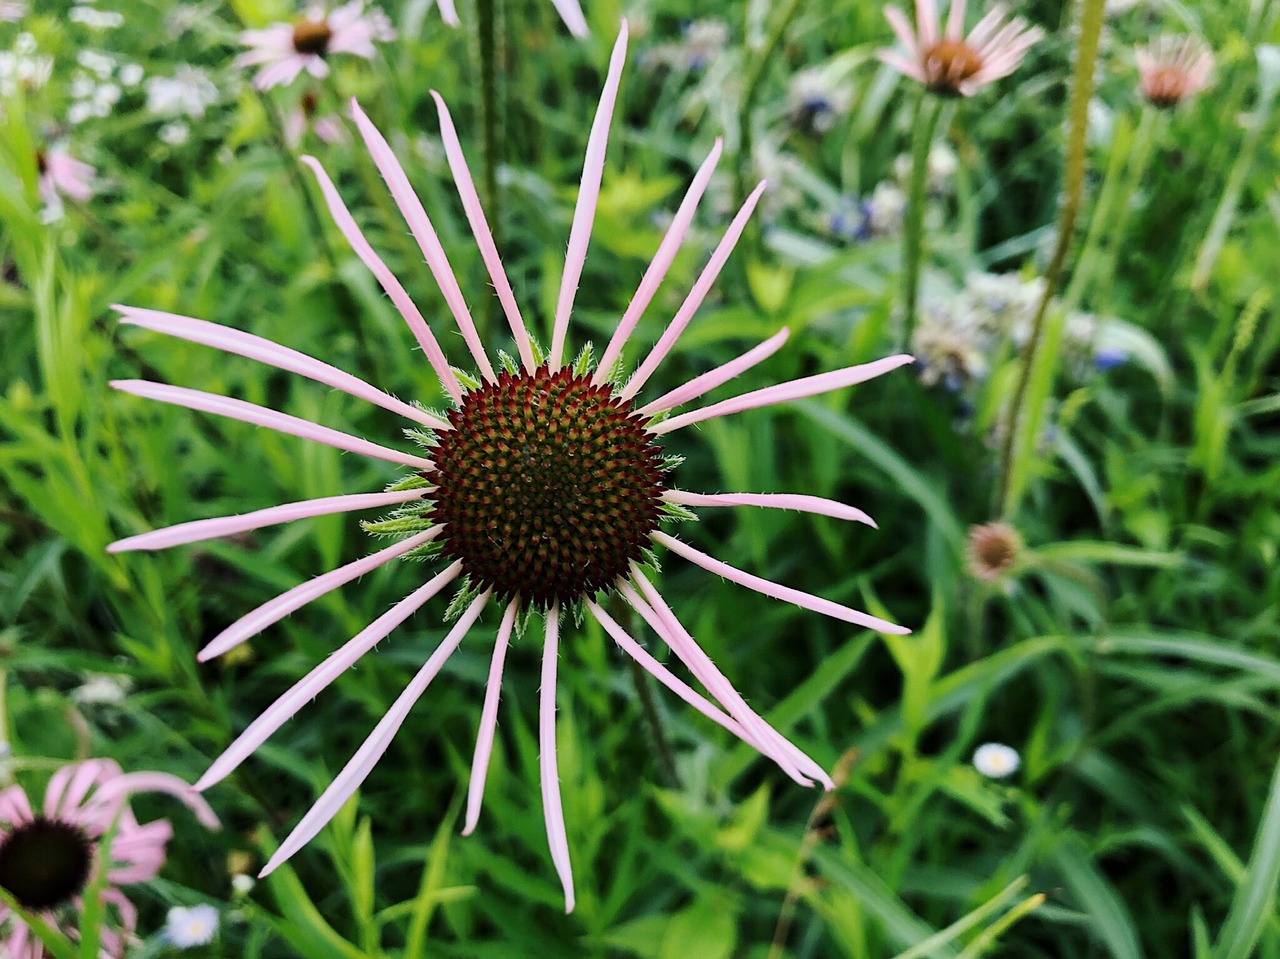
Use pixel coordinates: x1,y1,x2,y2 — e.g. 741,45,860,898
69,5,125,28
14,31,36,55
165,904,219,948
159,121,191,146
145,65,219,118
865,180,907,236
973,742,1021,779
76,48,116,77
68,101,95,125
70,673,133,705
119,62,144,86
230,873,255,895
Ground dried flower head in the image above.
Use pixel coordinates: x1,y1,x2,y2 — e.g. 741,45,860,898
236,1,394,91
110,24,911,912
966,521,1022,581
879,0,1044,97
0,760,217,959
1136,35,1213,109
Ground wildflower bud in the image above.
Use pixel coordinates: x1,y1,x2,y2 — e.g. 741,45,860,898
966,521,1022,582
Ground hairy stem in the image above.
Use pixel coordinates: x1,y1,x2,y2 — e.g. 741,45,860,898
900,92,944,349
995,0,1107,518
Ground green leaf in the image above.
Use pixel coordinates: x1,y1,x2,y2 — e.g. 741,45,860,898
1211,752,1280,959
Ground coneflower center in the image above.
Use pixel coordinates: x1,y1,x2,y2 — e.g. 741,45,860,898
1143,67,1189,108
427,365,666,610
292,19,333,56
0,817,94,911
923,40,983,95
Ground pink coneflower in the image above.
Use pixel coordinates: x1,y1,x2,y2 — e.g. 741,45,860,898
236,1,395,91
37,148,94,204
284,90,346,148
110,22,910,912
879,0,1044,97
0,759,219,959
1136,35,1213,108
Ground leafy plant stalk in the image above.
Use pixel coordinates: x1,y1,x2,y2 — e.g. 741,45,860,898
996,0,1107,518
900,92,944,349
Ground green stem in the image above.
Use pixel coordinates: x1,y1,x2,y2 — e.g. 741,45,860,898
610,596,680,789
257,92,338,274
995,0,1107,518
900,92,943,350
1089,107,1160,308
734,0,806,209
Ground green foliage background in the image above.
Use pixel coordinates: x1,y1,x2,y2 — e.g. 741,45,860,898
2,0,1279,955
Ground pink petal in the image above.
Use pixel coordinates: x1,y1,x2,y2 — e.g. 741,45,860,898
650,354,914,435
550,0,589,37
965,5,1008,50
622,575,832,788
47,760,116,820
620,181,767,402
877,50,928,83
883,5,921,60
109,489,427,553
539,605,575,913
260,590,489,877
436,0,460,26
586,600,751,743
110,380,434,470
197,561,463,791
348,100,496,383
594,139,724,386
86,773,220,830
298,158,464,403
197,527,440,661
463,598,519,837
916,0,939,49
549,22,628,370
945,0,967,40
428,92,536,373
662,490,876,527
638,328,790,416
0,785,33,824
654,531,909,634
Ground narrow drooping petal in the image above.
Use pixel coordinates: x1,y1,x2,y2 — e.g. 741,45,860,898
349,100,496,382
649,354,915,435
109,489,426,553
0,784,33,824
197,528,441,661
618,579,812,784
261,591,490,877
549,22,629,370
46,760,114,820
111,380,434,469
620,181,768,402
883,6,921,59
435,0,460,26
197,562,463,791
430,92,536,373
662,491,876,527
300,157,463,403
587,600,753,743
638,328,791,416
654,531,908,634
87,773,220,830
550,0,588,37
464,599,519,836
539,605,575,913
115,305,449,430
622,575,833,788
945,0,968,40
594,139,724,385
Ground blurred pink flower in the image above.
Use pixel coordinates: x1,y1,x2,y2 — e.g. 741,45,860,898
431,0,587,36
37,148,94,205
0,759,218,959
236,1,395,91
110,22,910,912
879,0,1044,97
284,91,346,148
1136,35,1213,108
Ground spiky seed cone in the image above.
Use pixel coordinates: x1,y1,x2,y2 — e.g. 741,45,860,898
0,817,95,911
428,366,666,610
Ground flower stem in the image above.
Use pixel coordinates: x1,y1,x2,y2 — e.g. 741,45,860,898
995,0,1107,518
257,91,338,273
734,0,806,210
900,91,943,350
611,596,680,788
